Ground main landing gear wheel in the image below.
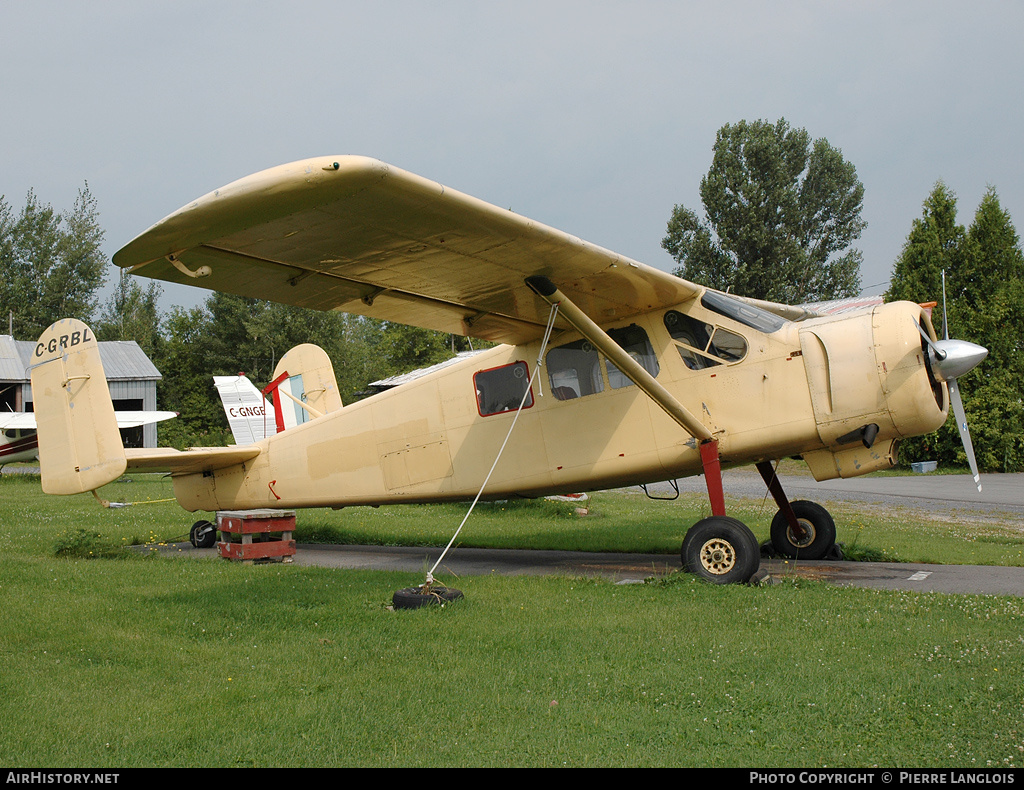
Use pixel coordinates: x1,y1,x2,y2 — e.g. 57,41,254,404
769,500,836,560
189,520,217,549
682,516,761,584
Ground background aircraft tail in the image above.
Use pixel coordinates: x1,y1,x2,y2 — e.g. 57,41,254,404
214,344,342,444
213,375,276,444
30,319,127,494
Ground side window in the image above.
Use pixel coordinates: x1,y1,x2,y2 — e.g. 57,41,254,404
546,340,604,400
605,324,660,389
474,362,534,416
664,310,748,370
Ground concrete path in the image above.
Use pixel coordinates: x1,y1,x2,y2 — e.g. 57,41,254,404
159,539,1024,598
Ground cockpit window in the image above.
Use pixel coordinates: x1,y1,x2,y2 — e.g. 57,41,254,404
700,290,786,333
664,310,748,370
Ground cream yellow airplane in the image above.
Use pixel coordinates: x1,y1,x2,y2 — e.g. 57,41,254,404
29,156,988,584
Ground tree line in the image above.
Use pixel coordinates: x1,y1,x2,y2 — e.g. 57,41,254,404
2,119,1022,468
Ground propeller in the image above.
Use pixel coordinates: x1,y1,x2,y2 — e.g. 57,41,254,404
916,272,987,491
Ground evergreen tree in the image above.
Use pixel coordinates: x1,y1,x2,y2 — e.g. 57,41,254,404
950,189,1024,472
886,184,1024,471
886,181,964,310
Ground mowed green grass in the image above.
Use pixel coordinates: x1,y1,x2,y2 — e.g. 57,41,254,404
1,471,1022,768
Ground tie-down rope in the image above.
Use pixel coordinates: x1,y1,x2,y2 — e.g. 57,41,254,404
425,302,561,586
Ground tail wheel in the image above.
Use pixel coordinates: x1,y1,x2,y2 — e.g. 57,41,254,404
769,500,836,560
189,520,217,549
682,516,761,584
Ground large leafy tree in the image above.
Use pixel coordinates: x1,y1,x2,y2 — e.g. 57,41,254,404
0,186,107,338
886,184,1024,471
663,118,865,303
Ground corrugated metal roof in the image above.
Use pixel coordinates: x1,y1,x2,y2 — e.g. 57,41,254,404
367,350,486,391
96,341,161,380
0,335,161,382
0,336,24,381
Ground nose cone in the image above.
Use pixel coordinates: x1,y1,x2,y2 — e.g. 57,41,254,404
929,339,988,381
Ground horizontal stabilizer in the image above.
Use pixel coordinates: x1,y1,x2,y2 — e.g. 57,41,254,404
125,445,261,474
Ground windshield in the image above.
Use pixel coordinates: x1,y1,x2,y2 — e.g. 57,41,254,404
700,290,787,333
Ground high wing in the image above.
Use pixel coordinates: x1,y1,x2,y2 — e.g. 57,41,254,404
0,410,176,431
112,156,700,344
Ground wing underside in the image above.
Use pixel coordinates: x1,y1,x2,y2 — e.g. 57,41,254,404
113,156,700,344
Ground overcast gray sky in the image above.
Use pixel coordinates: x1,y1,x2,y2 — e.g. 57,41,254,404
2,1,1021,313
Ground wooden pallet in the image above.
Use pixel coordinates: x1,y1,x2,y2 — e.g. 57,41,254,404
217,509,296,563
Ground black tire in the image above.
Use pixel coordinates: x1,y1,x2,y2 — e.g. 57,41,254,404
189,520,217,549
681,516,761,584
769,500,836,560
392,586,464,609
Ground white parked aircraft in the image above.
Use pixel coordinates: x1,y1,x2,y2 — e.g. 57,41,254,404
0,409,176,468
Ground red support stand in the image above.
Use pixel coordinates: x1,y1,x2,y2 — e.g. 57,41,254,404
217,509,297,564
699,439,727,517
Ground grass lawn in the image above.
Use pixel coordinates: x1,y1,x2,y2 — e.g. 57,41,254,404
1,471,1022,768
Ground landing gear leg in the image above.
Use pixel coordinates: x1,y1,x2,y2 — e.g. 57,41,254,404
756,461,837,560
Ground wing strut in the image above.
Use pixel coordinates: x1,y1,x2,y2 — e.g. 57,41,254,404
525,276,726,516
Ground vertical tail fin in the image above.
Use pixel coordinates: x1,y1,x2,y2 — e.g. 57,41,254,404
29,319,126,494
266,343,343,431
213,374,276,444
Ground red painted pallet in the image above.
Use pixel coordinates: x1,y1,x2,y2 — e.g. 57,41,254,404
217,509,296,563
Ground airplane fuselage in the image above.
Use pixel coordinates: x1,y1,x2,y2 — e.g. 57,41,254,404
0,429,38,466
168,296,947,513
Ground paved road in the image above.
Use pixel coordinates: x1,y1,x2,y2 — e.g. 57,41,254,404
661,469,1024,516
